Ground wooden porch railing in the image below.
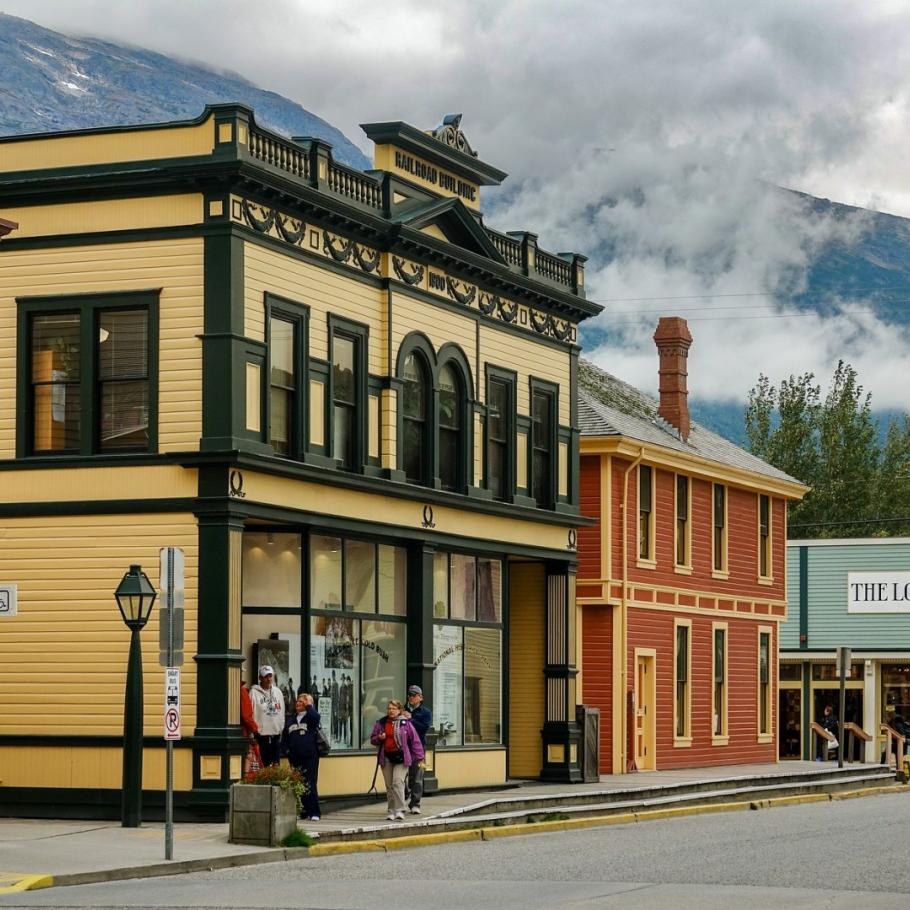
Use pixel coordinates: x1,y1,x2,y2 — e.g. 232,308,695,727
881,723,905,769
810,721,838,761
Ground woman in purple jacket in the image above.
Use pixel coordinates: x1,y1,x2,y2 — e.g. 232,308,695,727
370,699,425,820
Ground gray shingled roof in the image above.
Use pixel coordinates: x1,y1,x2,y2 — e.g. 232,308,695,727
579,359,803,486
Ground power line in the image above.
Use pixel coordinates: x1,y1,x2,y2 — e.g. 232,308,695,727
790,516,910,530
591,284,910,304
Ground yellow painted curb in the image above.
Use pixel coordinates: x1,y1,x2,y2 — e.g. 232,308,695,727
832,784,907,801
383,830,482,851
0,873,54,894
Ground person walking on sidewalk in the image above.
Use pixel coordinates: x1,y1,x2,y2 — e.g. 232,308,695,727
370,699,425,821
402,684,432,815
250,665,285,766
281,693,321,821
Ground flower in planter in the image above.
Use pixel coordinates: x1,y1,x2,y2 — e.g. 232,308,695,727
238,765,308,815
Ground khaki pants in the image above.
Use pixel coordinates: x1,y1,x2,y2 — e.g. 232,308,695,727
381,761,407,814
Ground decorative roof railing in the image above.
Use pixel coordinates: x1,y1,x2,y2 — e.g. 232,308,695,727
243,116,584,294
246,120,381,211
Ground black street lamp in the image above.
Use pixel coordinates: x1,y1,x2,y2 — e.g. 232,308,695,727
115,564,157,827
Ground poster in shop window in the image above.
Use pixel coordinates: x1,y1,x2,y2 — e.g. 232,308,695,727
433,625,463,746
310,616,354,749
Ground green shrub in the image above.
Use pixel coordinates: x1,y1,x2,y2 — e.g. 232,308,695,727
281,829,316,848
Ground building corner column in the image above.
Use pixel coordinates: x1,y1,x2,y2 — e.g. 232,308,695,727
540,564,582,782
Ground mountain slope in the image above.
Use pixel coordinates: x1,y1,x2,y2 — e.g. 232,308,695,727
0,13,370,169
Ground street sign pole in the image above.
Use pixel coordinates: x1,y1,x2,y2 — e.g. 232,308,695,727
160,547,185,862
165,546,174,861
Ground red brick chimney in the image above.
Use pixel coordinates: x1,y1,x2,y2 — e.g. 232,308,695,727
653,316,693,441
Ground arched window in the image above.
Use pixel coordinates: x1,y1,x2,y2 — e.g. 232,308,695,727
401,352,429,483
438,362,462,492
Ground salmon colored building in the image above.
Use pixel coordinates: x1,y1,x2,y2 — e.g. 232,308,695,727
577,318,807,773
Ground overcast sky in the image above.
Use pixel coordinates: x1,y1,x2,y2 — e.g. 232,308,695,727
5,0,910,412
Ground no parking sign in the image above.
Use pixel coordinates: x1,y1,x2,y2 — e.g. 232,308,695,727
164,667,181,741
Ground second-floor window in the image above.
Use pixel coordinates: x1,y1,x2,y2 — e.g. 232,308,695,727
401,352,429,484
675,474,690,566
332,334,357,470
438,362,463,492
486,375,513,501
531,387,555,508
713,483,727,572
639,465,653,561
759,494,771,578
24,294,156,457
268,315,295,456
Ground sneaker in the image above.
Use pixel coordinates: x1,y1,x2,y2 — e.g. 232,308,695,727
395,810,405,820
386,812,396,820
409,806,421,815
310,815,320,821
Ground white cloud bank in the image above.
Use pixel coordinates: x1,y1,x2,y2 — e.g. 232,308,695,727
4,0,910,410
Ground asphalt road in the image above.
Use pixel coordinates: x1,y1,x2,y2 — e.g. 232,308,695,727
4,792,910,909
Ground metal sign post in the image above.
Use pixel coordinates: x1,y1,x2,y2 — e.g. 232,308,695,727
837,646,851,770
160,547,185,861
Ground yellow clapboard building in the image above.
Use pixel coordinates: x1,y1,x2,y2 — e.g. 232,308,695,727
0,106,599,819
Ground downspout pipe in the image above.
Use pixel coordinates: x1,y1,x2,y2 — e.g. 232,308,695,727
620,447,644,773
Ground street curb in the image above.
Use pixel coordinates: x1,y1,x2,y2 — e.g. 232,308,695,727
33,783,908,889
0,874,54,895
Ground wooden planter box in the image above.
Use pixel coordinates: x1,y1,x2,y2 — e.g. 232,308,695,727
229,783,298,846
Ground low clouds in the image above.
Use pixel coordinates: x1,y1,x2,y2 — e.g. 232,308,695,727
4,0,910,410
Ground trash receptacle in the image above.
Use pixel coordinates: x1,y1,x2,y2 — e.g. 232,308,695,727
576,704,600,782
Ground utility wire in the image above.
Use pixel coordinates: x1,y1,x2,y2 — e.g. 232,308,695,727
591,284,910,304
790,516,910,530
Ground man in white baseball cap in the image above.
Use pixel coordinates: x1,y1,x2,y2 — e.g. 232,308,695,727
249,664,285,766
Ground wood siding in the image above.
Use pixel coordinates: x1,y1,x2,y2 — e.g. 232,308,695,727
578,455,601,580
244,242,384,371
627,607,776,768
508,562,545,777
0,238,204,457
0,513,199,736
581,604,613,771
478,324,571,426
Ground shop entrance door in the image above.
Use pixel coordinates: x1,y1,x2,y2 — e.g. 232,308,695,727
813,688,864,761
779,689,801,759
634,652,655,770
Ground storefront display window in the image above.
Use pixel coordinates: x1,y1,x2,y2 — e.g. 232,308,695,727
465,627,501,743
361,620,406,746
242,532,301,608
345,539,375,611
779,663,802,682
377,545,406,616
433,550,503,748
241,612,302,718
310,535,342,610
882,665,910,718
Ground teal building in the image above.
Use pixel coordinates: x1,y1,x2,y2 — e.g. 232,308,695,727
781,536,910,762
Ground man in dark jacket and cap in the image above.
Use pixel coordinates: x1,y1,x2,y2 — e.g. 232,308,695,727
402,684,432,814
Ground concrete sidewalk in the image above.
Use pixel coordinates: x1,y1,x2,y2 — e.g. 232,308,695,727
0,761,893,892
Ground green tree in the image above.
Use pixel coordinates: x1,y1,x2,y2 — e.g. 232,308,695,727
745,361,910,538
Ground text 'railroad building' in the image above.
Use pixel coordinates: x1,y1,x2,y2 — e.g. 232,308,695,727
0,106,598,818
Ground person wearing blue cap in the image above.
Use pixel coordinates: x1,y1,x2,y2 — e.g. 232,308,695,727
403,684,432,814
